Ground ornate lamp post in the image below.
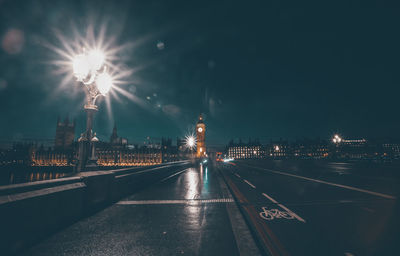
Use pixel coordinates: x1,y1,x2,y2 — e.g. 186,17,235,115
72,49,113,171
332,134,342,144
332,134,342,159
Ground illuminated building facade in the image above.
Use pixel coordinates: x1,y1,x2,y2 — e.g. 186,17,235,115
31,147,75,166
96,147,162,166
334,138,369,159
268,140,290,158
227,139,263,159
0,143,34,166
30,144,169,167
30,146,165,167
292,139,329,159
161,138,179,163
196,114,206,158
224,137,396,160
382,142,400,159
24,119,180,167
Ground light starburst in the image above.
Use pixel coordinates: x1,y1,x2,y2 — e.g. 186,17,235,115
184,134,197,150
44,23,138,120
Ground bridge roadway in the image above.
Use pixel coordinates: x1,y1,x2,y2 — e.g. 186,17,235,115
218,159,400,256
19,162,261,256
18,159,400,255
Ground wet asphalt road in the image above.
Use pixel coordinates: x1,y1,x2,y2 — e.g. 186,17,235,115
20,163,260,256
217,159,400,256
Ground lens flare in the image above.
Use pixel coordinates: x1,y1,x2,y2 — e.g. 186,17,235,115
44,23,155,121
72,54,90,80
332,134,342,143
185,134,197,150
87,49,105,71
96,72,113,95
46,25,132,93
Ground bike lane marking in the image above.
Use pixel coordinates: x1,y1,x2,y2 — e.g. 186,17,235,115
229,169,304,223
244,179,256,189
262,192,306,223
222,170,289,256
259,207,295,221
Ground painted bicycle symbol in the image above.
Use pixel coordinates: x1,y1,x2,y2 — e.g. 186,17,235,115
259,207,295,220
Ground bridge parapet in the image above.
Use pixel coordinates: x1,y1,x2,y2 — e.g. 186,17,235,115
0,161,191,255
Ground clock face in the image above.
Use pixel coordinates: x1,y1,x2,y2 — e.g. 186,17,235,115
198,127,203,133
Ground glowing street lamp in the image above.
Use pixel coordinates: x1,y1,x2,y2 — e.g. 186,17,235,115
73,48,113,171
331,134,343,159
185,135,196,149
184,134,197,158
186,136,195,149
332,134,342,144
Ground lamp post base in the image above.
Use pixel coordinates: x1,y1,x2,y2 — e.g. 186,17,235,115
76,138,89,172
76,105,99,172
85,158,98,171
76,138,99,172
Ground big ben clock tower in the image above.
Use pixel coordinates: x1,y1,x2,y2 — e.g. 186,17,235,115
196,114,206,158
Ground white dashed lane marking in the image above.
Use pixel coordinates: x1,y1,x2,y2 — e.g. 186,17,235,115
244,179,256,189
244,164,396,200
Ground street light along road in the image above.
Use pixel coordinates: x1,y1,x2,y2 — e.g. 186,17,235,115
72,48,113,171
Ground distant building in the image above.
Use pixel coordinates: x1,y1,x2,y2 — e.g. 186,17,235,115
1,116,192,170
31,146,75,166
227,139,263,159
268,140,290,158
177,137,185,152
0,143,34,166
28,117,179,167
336,138,368,159
96,146,162,166
55,116,75,149
292,139,329,159
161,138,179,163
342,139,367,146
381,142,400,159
109,123,128,148
97,127,165,166
196,114,206,158
177,137,195,159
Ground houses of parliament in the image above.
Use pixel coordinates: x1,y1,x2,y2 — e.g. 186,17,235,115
29,115,204,167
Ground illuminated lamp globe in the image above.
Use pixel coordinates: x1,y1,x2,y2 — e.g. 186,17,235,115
87,49,105,71
187,136,195,148
333,134,342,143
72,54,90,80
96,72,113,95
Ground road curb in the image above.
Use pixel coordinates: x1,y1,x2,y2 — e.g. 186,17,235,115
218,166,288,256
216,167,262,256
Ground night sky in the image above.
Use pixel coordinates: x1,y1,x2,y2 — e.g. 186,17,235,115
0,0,399,146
